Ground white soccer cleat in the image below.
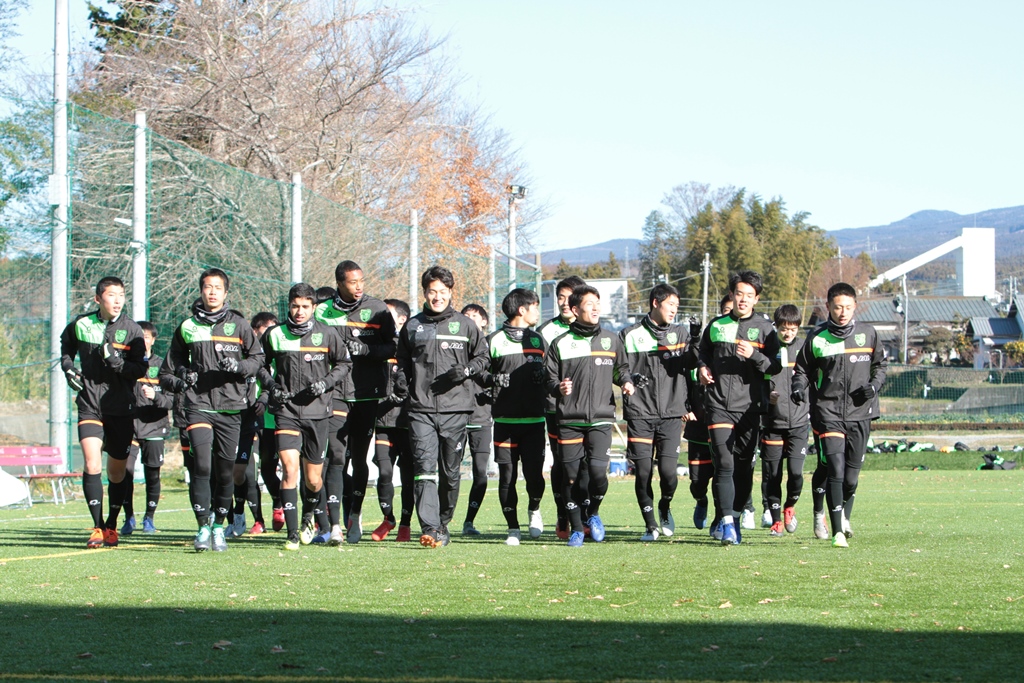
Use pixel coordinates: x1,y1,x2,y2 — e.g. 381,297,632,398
831,531,849,548
761,510,773,528
659,510,675,537
842,514,853,538
505,529,521,546
347,513,362,544
528,509,543,539
740,509,756,530
640,528,660,542
230,513,247,538
813,512,829,540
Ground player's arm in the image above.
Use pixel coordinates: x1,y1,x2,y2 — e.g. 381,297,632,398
790,330,813,402
115,330,149,381
322,328,352,389
751,328,779,374
235,323,265,377
868,328,888,393
59,320,79,373
159,327,192,391
545,338,562,398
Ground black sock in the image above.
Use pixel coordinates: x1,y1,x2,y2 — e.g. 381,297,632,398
282,488,299,536
314,487,330,533
122,476,135,519
83,472,103,528
325,461,344,526
105,478,125,530
144,466,161,517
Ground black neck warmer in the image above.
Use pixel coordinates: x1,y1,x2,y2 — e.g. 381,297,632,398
502,323,526,342
827,317,855,340
422,304,454,323
643,314,670,340
570,320,601,338
334,294,362,314
192,299,230,327
286,315,315,338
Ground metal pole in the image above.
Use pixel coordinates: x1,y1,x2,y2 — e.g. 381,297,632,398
488,246,497,332
902,274,909,364
701,252,710,326
132,110,148,321
507,198,516,292
410,209,419,304
535,252,542,295
290,172,302,283
49,0,70,465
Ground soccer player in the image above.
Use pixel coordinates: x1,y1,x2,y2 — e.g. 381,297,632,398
259,283,351,550
761,304,809,537
459,303,493,537
370,299,415,542
697,271,778,546
619,283,692,541
60,276,148,548
791,282,886,548
545,285,635,547
161,268,264,552
396,265,488,548
537,275,587,539
485,288,548,545
229,311,279,536
121,321,172,535
314,261,396,544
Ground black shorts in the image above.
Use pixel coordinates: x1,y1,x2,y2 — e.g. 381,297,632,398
275,416,329,465
626,417,682,462
77,412,134,460
557,424,612,465
493,421,546,466
130,439,165,468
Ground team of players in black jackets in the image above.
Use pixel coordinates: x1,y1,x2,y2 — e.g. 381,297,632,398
61,264,883,550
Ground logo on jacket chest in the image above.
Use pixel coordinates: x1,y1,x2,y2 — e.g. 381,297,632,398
222,322,236,336
311,332,323,346
855,333,866,347
115,329,127,344
361,309,372,323
600,337,611,351
747,328,760,341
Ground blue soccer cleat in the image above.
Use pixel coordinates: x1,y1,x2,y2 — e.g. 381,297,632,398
693,504,708,530
720,521,739,546
120,515,136,536
142,516,157,534
587,515,606,542
567,531,585,548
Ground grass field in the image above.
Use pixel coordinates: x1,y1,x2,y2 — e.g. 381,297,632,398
0,470,1021,683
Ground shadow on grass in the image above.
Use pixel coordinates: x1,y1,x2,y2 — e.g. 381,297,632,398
0,604,1014,682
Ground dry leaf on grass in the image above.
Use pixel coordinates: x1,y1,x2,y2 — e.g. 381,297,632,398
212,640,232,650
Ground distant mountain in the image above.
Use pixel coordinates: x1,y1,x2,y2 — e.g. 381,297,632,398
537,238,642,267
830,205,1024,266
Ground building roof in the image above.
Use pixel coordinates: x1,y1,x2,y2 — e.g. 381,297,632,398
966,316,1022,339
857,296,998,325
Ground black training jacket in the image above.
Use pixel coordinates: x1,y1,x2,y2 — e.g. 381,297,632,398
314,295,396,403
545,324,629,426
396,306,488,414
60,311,148,417
792,321,887,423
160,310,264,413
376,357,408,430
763,336,810,431
485,324,547,421
134,354,173,439
258,321,351,421
697,311,778,415
537,316,572,414
619,315,693,420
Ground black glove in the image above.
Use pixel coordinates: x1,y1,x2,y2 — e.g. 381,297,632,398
103,343,124,371
345,338,370,357
270,384,293,403
630,373,650,390
443,364,475,384
306,379,329,397
790,389,806,405
688,317,702,341
252,399,267,418
851,384,876,402
218,357,241,374
492,373,511,389
175,366,199,388
64,368,84,392
532,364,547,385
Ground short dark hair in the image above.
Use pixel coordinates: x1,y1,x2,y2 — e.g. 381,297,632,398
95,276,125,296
729,270,762,296
461,303,489,324
568,284,600,311
315,286,336,304
250,311,278,330
827,282,857,303
502,288,539,320
649,283,679,310
556,275,587,296
199,268,230,292
288,283,317,304
384,298,410,320
421,265,455,291
138,320,157,336
773,304,802,327
719,294,733,314
334,260,362,282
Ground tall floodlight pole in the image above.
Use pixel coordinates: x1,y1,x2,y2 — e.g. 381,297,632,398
290,173,302,283
488,246,497,332
902,274,909,364
410,209,419,304
49,0,70,464
701,253,711,327
507,185,527,292
132,110,148,320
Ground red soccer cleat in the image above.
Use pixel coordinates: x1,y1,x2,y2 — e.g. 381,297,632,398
371,519,396,542
395,525,412,542
272,507,285,532
249,521,265,535
555,519,570,540
87,528,104,549
103,528,119,547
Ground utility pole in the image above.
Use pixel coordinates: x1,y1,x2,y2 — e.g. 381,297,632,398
290,173,302,283
132,110,148,320
409,209,419,304
507,185,527,292
701,253,710,327
902,274,909,365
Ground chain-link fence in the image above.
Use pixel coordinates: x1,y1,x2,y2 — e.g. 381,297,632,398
879,365,1024,421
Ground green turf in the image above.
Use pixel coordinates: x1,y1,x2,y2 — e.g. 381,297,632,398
0,470,1021,682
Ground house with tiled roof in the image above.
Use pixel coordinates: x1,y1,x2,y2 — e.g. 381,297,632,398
965,298,1024,369
856,296,1000,362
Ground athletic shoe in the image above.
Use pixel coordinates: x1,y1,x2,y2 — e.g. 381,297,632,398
587,515,606,542
211,525,228,552
120,515,136,536
462,521,481,537
311,530,331,544
505,529,521,546
103,528,119,547
371,519,396,542
740,509,756,530
709,519,724,541
660,510,675,537
813,512,829,540
528,509,544,539
87,527,104,548
194,525,212,552
831,531,849,548
693,503,708,530
142,516,157,534
783,506,797,533
842,514,854,539
284,533,300,551
249,521,265,535
299,515,317,545
769,521,784,537
396,525,412,542
419,529,441,548
761,510,773,528
230,513,246,538
439,525,451,547
347,514,362,544
567,531,585,547
720,521,739,546
640,528,660,542
271,507,285,532
555,518,570,540
328,525,344,546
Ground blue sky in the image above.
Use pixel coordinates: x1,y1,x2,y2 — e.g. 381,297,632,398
10,1,1024,251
